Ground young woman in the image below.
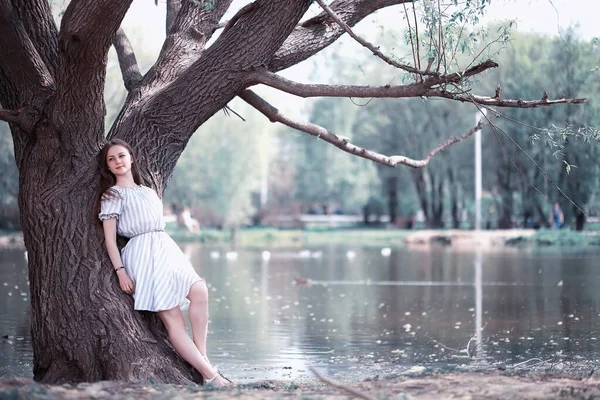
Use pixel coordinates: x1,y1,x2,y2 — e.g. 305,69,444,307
95,139,229,387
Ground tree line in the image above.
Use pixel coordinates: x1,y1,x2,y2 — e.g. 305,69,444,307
163,29,600,231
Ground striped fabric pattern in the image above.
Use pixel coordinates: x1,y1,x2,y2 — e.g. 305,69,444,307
99,186,203,311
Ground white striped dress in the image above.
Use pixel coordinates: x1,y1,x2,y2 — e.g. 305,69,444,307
99,185,203,311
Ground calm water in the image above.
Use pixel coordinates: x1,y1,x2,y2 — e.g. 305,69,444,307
1,244,600,382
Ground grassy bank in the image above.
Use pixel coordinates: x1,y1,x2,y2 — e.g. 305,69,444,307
167,226,413,249
169,225,600,250
505,228,600,248
3,226,600,251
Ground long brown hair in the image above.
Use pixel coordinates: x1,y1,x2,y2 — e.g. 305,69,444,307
93,139,142,221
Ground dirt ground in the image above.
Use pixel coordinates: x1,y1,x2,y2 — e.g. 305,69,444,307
1,370,599,399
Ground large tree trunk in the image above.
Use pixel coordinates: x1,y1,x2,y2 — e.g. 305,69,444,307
17,128,201,384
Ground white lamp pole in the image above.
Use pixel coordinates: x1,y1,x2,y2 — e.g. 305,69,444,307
474,109,487,230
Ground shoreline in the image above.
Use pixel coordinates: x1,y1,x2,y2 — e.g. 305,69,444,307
1,369,599,399
1,228,598,251
0,232,24,250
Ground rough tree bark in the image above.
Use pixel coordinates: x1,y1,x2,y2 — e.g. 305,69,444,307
0,0,586,385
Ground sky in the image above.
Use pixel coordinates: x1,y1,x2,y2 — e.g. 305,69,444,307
123,0,598,49
481,0,597,40
124,0,598,41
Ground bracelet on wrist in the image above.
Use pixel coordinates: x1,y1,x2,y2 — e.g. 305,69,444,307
114,266,125,272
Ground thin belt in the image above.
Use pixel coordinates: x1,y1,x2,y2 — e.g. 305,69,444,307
130,229,165,239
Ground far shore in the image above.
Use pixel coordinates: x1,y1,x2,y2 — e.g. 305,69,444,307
2,227,600,251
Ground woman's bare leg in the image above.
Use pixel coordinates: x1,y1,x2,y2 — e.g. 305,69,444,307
187,280,209,357
187,280,229,386
158,306,215,379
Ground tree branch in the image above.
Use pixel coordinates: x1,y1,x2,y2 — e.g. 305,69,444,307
221,2,257,36
11,0,59,78
0,107,34,131
112,28,142,92
313,0,431,77
51,0,134,148
0,0,55,109
248,67,468,99
240,89,486,168
141,0,233,89
270,0,413,72
425,90,587,108
166,0,182,35
250,69,427,98
249,68,585,109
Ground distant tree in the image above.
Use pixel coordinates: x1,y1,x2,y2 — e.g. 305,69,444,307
481,30,600,230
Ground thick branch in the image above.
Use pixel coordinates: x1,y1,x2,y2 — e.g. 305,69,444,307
166,0,182,35
0,0,55,109
221,2,257,36
11,0,59,78
270,0,413,72
141,0,233,89
250,70,427,98
240,89,484,168
252,62,500,98
0,107,34,131
314,0,429,76
51,0,133,148
112,28,142,92
250,68,585,109
426,90,587,108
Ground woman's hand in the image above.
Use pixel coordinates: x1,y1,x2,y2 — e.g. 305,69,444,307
117,270,135,294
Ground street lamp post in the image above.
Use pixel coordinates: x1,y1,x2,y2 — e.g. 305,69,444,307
474,109,487,230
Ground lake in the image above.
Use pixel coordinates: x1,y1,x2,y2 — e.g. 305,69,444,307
1,243,599,382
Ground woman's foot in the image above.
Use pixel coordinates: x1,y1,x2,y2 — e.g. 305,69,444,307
204,372,231,387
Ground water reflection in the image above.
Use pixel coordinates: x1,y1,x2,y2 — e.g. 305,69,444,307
1,245,599,382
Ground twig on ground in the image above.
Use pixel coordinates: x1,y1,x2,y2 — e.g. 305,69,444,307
309,366,377,400
427,337,463,353
511,358,553,369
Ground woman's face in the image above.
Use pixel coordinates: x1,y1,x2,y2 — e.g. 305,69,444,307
106,145,133,177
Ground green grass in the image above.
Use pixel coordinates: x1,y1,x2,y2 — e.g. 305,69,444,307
167,225,413,249
167,224,600,249
506,228,600,248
